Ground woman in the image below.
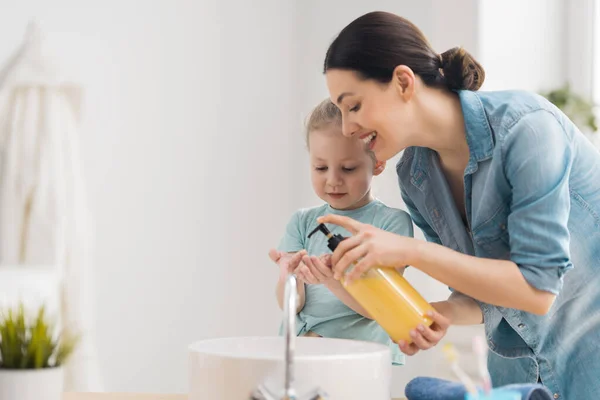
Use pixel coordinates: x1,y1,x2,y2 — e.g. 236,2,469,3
318,11,600,400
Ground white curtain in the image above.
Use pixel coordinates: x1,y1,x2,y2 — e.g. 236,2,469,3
0,23,102,392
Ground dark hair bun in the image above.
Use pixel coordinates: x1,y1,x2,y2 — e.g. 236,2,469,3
439,47,485,91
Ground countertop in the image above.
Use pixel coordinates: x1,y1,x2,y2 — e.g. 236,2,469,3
64,393,407,400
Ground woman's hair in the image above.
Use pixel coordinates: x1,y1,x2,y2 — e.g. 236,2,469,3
304,98,342,147
323,11,485,91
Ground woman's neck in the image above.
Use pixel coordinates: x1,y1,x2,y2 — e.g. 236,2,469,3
414,87,470,173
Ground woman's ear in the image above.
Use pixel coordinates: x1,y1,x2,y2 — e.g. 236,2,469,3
373,160,386,176
392,65,415,101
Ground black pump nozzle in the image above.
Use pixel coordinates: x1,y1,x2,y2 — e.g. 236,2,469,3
308,223,332,239
307,223,346,252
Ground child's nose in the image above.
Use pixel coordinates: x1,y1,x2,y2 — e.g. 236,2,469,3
327,171,343,187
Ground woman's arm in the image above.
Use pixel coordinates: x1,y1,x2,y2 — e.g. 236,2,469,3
432,291,483,325
413,241,556,315
319,215,556,316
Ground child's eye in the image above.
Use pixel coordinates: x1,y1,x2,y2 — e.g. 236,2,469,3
315,166,327,171
342,167,356,172
349,103,361,112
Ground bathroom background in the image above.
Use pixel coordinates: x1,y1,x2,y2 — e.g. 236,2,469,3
0,0,598,398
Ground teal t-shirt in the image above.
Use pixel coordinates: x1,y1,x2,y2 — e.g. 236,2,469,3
277,199,414,366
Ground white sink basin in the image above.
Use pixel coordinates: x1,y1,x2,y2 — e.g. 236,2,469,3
188,336,391,399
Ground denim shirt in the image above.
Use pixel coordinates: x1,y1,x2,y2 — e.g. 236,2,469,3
397,90,600,400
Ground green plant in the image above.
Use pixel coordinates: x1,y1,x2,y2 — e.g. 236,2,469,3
540,83,598,133
0,304,79,369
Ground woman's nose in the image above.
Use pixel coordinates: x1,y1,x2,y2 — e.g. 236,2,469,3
342,115,359,137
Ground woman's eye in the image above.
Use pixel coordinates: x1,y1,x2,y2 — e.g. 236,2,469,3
349,104,361,112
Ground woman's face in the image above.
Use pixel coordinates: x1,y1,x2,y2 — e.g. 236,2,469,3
325,68,418,162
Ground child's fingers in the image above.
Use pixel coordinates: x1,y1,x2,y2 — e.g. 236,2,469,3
287,250,306,271
311,256,333,278
319,254,332,268
300,264,318,284
295,270,306,283
302,256,325,282
269,249,281,263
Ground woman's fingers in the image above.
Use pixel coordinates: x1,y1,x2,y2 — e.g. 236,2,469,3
317,214,364,235
409,328,435,350
415,323,443,344
333,240,369,280
427,310,451,332
330,233,363,266
346,253,374,283
398,340,420,356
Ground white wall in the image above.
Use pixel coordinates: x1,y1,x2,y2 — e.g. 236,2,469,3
0,0,300,393
478,0,566,92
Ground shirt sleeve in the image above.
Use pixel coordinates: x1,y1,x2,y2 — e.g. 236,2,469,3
277,210,305,253
400,187,443,245
378,208,414,238
502,110,574,295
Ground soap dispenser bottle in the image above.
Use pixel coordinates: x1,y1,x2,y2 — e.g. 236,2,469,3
308,223,434,344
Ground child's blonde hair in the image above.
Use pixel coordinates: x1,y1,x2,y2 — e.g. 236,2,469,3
304,98,376,162
304,98,342,147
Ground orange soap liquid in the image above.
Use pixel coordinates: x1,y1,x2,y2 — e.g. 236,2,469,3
342,267,434,344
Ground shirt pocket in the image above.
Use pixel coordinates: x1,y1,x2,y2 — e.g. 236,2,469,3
472,204,511,259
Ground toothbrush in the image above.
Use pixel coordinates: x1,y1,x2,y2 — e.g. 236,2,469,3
442,343,479,397
473,336,492,394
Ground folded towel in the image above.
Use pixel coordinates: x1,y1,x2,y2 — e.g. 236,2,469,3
405,377,554,400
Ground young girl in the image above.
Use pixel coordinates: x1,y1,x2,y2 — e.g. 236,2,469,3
269,98,413,366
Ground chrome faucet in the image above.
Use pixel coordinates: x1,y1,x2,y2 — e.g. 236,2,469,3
250,273,328,400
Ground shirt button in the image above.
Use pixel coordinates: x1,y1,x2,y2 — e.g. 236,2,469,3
500,223,506,230
554,394,559,399
518,323,525,329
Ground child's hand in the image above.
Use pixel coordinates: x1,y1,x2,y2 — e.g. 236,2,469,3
269,249,307,280
295,254,336,285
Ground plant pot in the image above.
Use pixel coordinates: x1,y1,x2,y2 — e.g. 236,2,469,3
0,367,64,400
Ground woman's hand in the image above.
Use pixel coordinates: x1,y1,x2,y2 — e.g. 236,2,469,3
317,214,419,283
398,304,452,356
295,254,336,285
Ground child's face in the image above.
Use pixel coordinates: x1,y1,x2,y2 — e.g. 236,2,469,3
309,126,382,210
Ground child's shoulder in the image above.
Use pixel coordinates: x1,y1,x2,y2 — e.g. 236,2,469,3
289,203,329,220
371,200,414,237
285,204,330,231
